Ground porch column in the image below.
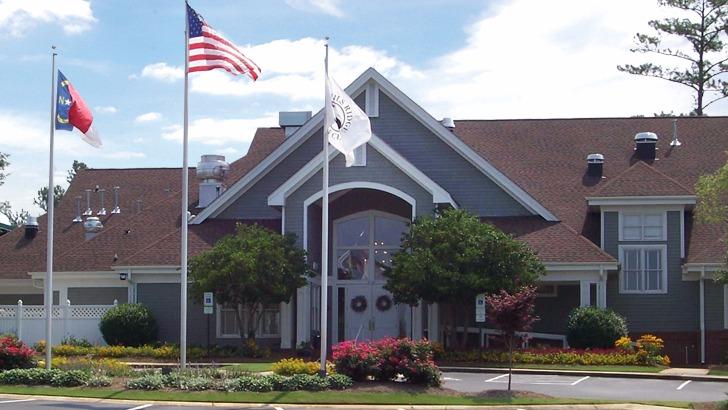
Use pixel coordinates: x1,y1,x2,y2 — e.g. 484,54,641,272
411,304,423,340
597,277,607,308
280,301,293,349
295,284,311,345
579,280,591,307
427,303,439,342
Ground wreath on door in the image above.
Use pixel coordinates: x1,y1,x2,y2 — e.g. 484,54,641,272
350,295,367,312
375,295,392,312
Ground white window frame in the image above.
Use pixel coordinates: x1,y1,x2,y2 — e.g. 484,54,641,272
216,304,242,339
258,304,281,338
619,211,666,241
618,244,668,294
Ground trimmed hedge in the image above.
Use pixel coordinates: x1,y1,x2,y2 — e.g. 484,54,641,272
124,373,353,392
99,303,158,347
439,347,654,366
567,307,628,349
0,368,90,387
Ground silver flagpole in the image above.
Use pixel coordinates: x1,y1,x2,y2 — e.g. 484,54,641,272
45,46,57,370
180,1,190,369
320,37,330,375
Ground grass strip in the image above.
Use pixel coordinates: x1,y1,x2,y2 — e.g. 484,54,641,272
0,385,692,408
442,363,665,373
220,363,273,372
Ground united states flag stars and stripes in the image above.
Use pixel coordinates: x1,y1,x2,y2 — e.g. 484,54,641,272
187,3,261,80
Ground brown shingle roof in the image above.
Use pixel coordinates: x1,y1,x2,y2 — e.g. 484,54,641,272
0,128,284,278
591,160,694,197
454,116,728,264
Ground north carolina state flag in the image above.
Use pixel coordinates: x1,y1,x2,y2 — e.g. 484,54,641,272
55,70,102,148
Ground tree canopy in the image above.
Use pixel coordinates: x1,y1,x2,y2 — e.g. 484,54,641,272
34,160,87,212
0,152,7,187
188,223,310,341
695,154,728,278
618,0,728,116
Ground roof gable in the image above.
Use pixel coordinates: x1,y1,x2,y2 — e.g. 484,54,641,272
591,160,694,198
193,67,557,224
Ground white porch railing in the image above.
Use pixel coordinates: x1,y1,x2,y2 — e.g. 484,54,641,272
454,326,569,349
0,300,116,346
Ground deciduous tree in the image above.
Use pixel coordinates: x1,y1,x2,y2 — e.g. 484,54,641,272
189,223,310,343
695,154,728,279
486,286,538,391
618,0,728,116
383,208,544,349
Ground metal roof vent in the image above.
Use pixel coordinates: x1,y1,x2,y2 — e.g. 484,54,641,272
97,188,107,216
83,189,93,216
670,119,682,147
586,153,605,178
24,216,38,239
111,186,121,214
634,132,658,160
197,154,230,208
83,216,103,240
72,196,83,223
441,117,455,130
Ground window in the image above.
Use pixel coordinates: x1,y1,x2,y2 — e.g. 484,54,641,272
260,305,281,337
619,245,667,293
218,305,241,338
536,284,558,297
621,212,664,241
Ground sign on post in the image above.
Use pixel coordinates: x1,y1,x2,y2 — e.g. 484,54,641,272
475,293,486,323
203,292,214,315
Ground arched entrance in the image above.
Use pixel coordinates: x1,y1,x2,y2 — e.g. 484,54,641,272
333,211,409,341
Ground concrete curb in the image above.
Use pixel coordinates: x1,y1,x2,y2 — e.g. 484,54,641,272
440,365,728,383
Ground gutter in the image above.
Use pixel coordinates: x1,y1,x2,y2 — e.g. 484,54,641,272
700,266,706,364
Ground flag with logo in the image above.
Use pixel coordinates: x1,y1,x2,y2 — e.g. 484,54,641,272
55,70,102,148
325,74,371,167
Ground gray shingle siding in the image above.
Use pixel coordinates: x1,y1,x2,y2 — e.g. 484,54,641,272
371,92,531,217
605,211,698,332
705,280,724,331
218,132,322,219
68,287,128,305
285,145,433,248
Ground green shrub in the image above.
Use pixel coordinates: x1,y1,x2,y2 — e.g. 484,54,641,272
0,335,36,370
179,376,215,391
281,374,329,391
567,307,628,349
261,374,286,390
126,374,165,390
61,336,92,348
99,303,158,347
234,375,275,392
272,358,334,375
327,373,353,390
0,368,60,385
51,370,89,387
85,374,112,387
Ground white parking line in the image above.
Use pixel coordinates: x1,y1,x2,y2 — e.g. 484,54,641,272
443,377,461,381
677,380,692,390
127,404,153,410
274,407,285,410
485,373,509,382
571,376,590,386
0,399,36,404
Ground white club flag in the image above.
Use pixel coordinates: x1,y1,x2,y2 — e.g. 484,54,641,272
325,74,371,167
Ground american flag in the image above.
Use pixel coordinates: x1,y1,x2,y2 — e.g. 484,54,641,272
186,3,261,81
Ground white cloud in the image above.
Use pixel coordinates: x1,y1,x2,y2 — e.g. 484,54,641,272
0,0,96,36
95,106,118,114
285,0,344,17
132,62,184,82
132,137,145,143
135,112,162,123
161,115,277,148
101,151,145,159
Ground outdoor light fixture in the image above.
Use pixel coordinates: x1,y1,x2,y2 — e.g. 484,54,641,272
119,272,128,281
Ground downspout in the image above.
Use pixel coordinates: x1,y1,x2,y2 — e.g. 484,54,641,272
700,266,706,364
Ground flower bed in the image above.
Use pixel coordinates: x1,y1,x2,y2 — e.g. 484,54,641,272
332,338,440,386
41,343,257,360
0,335,35,370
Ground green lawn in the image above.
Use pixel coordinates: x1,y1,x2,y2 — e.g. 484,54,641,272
0,385,692,408
221,362,274,372
442,363,665,373
709,368,728,376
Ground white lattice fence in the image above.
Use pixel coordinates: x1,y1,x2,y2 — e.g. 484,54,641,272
0,300,116,346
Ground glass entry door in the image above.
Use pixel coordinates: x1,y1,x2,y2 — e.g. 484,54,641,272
334,211,409,341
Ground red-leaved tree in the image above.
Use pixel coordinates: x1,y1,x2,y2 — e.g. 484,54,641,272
486,286,539,391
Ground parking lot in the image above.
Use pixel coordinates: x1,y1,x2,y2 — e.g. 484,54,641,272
442,371,728,402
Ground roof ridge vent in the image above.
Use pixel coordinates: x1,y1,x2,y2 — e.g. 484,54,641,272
83,216,103,240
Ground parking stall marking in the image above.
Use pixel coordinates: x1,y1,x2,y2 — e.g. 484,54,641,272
127,404,153,410
485,373,509,382
676,380,692,390
0,399,36,404
571,376,590,386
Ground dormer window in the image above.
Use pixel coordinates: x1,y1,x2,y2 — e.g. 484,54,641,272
620,212,665,241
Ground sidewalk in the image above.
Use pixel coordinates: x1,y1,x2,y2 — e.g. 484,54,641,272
439,365,728,382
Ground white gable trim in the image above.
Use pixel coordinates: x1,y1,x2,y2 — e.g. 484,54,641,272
586,196,696,206
194,68,555,224
268,134,456,208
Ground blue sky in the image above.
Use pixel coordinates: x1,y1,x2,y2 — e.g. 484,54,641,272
1,0,727,219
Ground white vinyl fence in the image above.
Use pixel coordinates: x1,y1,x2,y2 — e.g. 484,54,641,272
0,300,116,346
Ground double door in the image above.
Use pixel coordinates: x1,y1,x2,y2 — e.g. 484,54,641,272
344,284,401,341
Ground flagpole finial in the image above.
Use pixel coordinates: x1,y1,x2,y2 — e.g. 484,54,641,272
51,45,57,55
